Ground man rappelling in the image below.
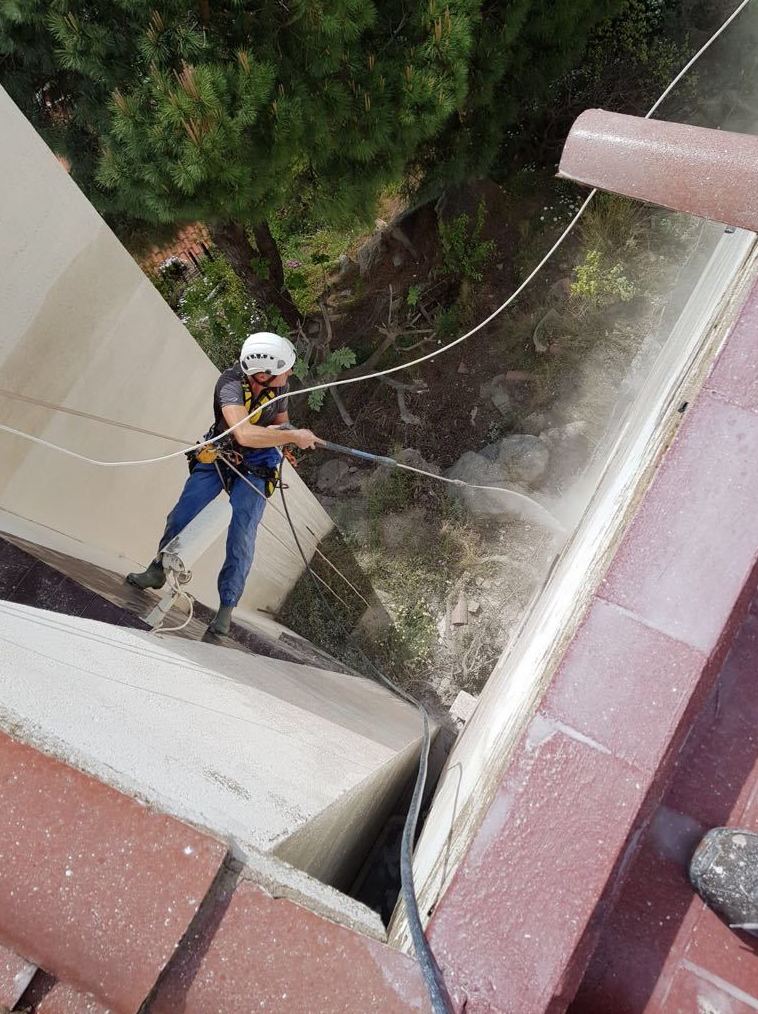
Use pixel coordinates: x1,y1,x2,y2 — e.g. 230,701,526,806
126,332,319,636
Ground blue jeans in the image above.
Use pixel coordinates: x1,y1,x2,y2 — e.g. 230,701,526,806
158,448,279,607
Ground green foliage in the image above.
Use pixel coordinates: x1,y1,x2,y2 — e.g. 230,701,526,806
417,0,628,192
439,201,494,282
0,1,480,231
571,249,635,310
172,255,276,370
579,0,697,113
434,303,466,340
406,284,421,308
276,220,362,315
578,194,647,256
292,345,357,411
366,468,415,519
376,600,437,676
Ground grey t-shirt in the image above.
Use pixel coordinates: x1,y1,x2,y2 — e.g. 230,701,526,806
212,364,289,439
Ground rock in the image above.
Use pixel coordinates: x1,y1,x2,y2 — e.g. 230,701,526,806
539,420,589,454
338,253,357,277
479,374,512,417
392,252,405,268
356,231,386,277
316,458,363,495
478,442,500,463
451,594,468,626
496,434,550,485
445,449,552,520
445,452,505,516
468,599,481,614
450,690,478,727
396,447,440,475
457,361,469,374
521,412,549,436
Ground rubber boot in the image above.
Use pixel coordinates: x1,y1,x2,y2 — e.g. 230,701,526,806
126,557,166,591
689,827,758,937
208,605,234,638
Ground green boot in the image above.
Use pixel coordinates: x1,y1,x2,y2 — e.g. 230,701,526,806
126,557,166,591
208,605,234,637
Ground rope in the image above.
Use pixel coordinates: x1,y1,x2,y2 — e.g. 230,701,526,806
0,0,748,470
277,459,452,1014
152,571,195,634
216,453,358,613
0,388,192,444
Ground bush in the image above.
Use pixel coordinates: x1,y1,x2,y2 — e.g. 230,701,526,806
175,256,269,370
577,194,646,255
571,249,635,309
292,345,357,411
439,201,495,284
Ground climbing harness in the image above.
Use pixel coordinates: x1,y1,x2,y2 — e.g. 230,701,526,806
188,379,279,468
187,380,285,497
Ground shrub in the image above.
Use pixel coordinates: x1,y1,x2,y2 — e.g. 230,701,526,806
175,256,270,370
292,345,357,411
439,201,495,284
571,249,635,309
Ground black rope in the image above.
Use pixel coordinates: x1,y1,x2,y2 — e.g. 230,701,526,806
278,459,452,1013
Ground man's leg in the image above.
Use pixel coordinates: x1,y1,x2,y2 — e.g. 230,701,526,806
211,471,267,632
127,463,223,589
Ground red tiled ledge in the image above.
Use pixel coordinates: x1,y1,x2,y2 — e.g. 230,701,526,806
0,729,429,1012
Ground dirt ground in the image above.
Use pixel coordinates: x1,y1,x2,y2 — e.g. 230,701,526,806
284,181,708,714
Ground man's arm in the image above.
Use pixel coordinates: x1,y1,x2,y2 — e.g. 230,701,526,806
221,404,318,449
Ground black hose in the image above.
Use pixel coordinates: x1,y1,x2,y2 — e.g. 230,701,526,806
278,460,453,1013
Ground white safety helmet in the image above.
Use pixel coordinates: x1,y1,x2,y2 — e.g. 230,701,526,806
239,332,297,377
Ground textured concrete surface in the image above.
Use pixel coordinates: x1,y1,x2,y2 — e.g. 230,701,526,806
150,878,430,1014
0,730,227,1014
572,590,758,1013
0,600,422,888
0,735,427,1013
0,943,36,1008
0,85,332,616
559,110,758,232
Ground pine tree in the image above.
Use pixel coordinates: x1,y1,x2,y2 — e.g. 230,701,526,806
1,0,479,327
416,0,628,191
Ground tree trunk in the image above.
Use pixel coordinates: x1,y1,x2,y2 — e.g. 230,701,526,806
209,220,302,330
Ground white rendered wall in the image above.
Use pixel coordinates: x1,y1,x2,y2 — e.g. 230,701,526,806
0,86,331,615
0,600,422,889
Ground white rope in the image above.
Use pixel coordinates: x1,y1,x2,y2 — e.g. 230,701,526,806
217,454,358,612
0,0,749,471
152,571,195,633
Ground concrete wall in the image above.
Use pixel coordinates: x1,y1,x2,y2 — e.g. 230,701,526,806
0,599,423,890
0,86,332,616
